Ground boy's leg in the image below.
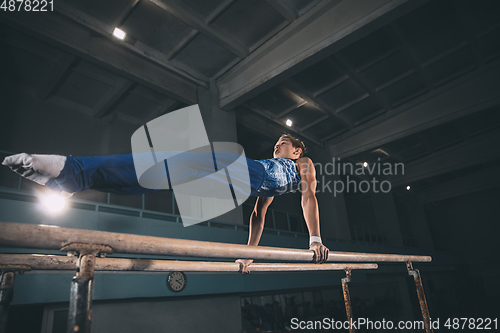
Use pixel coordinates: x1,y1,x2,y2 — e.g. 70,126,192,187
2,153,151,195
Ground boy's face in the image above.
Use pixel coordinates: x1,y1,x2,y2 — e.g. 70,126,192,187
273,138,300,159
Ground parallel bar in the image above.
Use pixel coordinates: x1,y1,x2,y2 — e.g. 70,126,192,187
0,222,432,263
0,255,378,273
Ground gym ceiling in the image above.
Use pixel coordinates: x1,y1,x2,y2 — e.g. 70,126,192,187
1,0,499,200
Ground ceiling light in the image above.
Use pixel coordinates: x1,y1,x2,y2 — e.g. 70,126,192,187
363,162,368,167
41,194,67,213
286,119,292,127
406,186,411,191
113,28,126,40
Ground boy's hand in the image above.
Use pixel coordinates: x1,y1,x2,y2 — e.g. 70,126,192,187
309,242,329,263
236,259,254,274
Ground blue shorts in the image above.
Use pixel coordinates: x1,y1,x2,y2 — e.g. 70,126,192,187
45,153,266,196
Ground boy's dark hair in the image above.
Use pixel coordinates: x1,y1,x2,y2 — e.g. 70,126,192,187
279,134,306,158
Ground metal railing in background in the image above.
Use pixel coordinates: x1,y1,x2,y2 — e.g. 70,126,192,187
350,225,388,244
403,235,419,248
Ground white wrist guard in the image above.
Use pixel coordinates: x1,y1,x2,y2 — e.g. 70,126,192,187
309,236,322,246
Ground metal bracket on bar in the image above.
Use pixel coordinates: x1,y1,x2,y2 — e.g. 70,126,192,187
406,261,433,333
60,244,112,333
60,243,114,258
406,261,414,271
0,265,31,274
341,269,355,333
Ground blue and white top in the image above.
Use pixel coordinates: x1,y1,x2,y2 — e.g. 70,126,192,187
254,158,301,197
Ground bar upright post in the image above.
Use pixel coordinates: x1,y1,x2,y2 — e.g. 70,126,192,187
67,254,95,333
407,261,433,333
341,269,355,333
0,271,15,333
64,244,112,333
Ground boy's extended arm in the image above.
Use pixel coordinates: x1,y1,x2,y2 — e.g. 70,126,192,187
237,196,273,273
298,157,329,263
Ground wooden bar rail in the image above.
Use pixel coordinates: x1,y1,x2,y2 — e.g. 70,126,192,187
0,254,378,273
0,222,432,263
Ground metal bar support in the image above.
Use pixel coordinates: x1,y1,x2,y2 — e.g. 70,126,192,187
0,265,29,333
341,269,355,333
65,244,112,333
0,271,15,333
407,261,433,333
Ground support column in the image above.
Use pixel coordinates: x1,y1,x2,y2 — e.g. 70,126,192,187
395,275,416,321
371,192,404,247
312,146,351,240
406,196,434,251
197,80,243,225
198,79,237,143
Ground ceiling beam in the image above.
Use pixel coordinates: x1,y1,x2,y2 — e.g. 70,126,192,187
243,103,323,147
54,1,208,85
0,27,61,61
390,129,500,187
331,54,392,111
166,30,198,61
264,0,299,22
313,74,349,97
142,100,183,124
416,133,435,154
0,10,199,104
93,79,135,119
334,93,370,114
282,81,354,129
386,23,434,90
421,41,468,68
418,164,500,204
374,69,414,92
111,0,142,29
275,101,307,119
218,0,425,110
357,48,398,73
148,0,248,59
328,60,500,159
37,53,78,100
453,0,485,67
248,20,290,54
321,128,349,142
372,147,405,163
300,115,330,132
235,110,288,143
205,0,235,24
